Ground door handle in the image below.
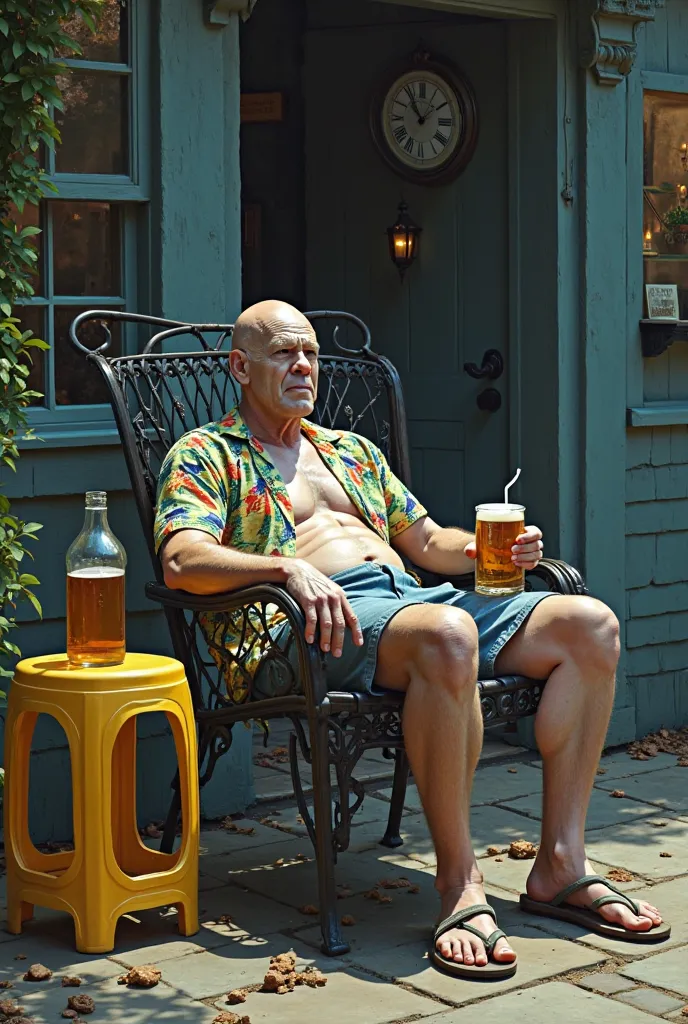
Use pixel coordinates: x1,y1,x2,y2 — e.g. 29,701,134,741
463,348,504,381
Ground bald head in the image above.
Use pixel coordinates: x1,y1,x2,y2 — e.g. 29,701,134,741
229,299,319,423
232,300,315,356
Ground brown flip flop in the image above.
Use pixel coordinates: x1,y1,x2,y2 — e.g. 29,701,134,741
430,903,517,979
520,874,671,943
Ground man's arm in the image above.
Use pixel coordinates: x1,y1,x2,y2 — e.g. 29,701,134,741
161,530,363,657
393,516,544,575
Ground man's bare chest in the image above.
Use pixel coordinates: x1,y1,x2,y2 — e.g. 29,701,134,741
262,439,360,523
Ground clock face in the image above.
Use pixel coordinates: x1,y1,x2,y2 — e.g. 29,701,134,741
371,54,478,186
381,70,463,172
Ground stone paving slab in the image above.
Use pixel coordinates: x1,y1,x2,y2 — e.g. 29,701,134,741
504,787,661,830
519,873,688,956
253,794,399,837
533,752,678,779
137,934,344,1000
377,764,544,813
345,926,607,1007
614,986,686,1015
620,946,688,996
198,819,295,856
18,973,220,1023
222,845,432,911
430,980,660,1023
213,965,441,1024
576,971,638,994
583,815,688,878
342,812,437,856
401,805,542,868
595,768,688,815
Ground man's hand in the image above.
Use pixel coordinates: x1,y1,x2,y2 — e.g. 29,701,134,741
283,559,364,658
463,525,544,571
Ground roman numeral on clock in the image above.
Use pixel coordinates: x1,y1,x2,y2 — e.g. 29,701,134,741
393,125,407,143
434,129,449,146
404,136,414,154
438,117,453,127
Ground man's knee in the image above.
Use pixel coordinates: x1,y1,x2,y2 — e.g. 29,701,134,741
557,596,620,673
413,606,479,692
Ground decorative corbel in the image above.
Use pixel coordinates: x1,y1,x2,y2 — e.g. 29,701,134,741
579,0,665,86
204,0,258,26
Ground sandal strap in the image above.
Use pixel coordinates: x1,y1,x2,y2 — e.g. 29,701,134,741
434,904,496,942
550,874,607,907
460,923,507,953
590,893,640,915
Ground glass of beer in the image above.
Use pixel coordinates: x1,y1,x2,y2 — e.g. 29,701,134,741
475,503,526,596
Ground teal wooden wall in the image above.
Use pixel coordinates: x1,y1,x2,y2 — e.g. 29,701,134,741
623,2,688,735
2,3,252,841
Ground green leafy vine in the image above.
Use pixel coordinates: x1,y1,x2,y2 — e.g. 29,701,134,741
0,0,103,679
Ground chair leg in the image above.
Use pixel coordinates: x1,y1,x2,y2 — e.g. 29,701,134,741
159,777,181,855
310,716,349,957
380,749,409,849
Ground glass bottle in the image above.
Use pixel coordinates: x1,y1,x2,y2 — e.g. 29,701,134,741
66,491,127,667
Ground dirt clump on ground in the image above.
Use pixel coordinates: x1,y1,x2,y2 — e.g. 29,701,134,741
259,952,327,995
298,904,319,915
364,889,392,904
22,964,51,982
117,966,161,988
213,1013,250,1024
628,727,688,766
61,977,82,987
606,868,635,882
508,840,538,859
0,999,24,1017
66,994,95,1014
227,990,248,1004
610,789,625,798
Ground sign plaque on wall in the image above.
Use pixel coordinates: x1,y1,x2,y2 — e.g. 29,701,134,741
240,92,284,124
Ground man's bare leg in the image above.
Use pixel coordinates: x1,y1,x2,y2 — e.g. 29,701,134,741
376,604,516,968
494,595,663,931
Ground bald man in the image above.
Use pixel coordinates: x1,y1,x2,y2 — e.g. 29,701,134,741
154,300,668,979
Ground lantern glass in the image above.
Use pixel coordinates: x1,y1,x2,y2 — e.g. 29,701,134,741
387,202,421,278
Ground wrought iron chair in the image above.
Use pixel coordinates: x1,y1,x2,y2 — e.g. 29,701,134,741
70,309,587,956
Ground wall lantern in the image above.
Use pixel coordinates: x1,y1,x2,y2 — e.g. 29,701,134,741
387,201,421,281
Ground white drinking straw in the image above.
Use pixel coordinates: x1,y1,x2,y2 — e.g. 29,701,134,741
504,467,521,504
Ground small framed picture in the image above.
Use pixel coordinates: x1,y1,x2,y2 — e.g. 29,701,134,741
645,283,680,320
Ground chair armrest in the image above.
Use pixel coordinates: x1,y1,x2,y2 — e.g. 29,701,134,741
144,581,328,705
407,557,587,597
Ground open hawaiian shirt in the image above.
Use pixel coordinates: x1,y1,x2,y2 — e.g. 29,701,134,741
154,405,427,701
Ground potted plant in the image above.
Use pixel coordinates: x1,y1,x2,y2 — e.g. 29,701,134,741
664,205,688,244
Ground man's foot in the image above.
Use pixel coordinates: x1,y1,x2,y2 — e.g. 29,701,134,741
526,853,663,933
435,883,516,967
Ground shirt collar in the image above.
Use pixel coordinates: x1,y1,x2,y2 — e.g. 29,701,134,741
218,405,342,449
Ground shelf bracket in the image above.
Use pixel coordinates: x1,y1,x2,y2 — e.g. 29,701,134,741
639,318,688,358
579,1,666,86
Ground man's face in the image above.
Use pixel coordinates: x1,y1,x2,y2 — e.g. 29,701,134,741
241,324,320,417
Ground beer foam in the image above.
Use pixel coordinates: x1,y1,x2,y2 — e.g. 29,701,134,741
476,503,524,523
68,567,125,578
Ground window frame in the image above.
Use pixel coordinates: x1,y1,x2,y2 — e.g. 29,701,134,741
18,0,151,448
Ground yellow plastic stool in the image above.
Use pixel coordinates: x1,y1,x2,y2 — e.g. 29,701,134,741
4,652,199,953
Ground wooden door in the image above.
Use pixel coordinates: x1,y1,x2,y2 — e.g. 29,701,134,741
304,16,512,527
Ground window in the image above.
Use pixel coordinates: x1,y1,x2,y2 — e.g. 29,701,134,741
16,0,149,438
643,90,688,319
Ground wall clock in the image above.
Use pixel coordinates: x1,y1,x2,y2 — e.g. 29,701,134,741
370,48,478,187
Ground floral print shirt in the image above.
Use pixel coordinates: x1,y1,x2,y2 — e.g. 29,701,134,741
154,405,427,701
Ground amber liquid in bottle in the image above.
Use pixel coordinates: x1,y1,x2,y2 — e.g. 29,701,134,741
66,491,127,668
67,568,125,667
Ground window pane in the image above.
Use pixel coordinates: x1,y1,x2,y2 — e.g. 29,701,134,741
53,202,121,296
14,306,47,407
5,202,44,296
57,0,128,64
55,72,128,175
643,91,688,257
54,308,121,406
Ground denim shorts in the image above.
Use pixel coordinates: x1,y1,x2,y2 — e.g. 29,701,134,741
253,561,555,699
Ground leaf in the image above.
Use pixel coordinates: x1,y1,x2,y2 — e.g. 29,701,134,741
18,574,39,586
23,589,42,617
0,18,8,36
